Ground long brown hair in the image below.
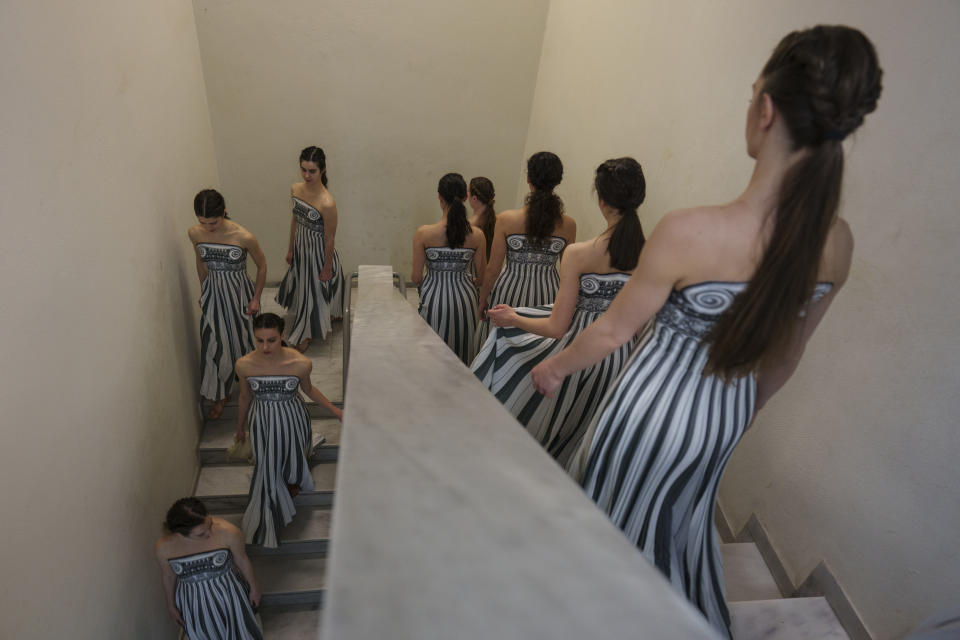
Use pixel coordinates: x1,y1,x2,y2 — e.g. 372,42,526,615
469,177,496,256
525,151,564,243
438,173,469,248
705,25,882,378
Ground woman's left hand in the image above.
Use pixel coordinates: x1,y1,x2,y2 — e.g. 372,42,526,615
319,265,333,282
248,586,262,608
246,299,260,316
486,304,516,328
333,407,344,421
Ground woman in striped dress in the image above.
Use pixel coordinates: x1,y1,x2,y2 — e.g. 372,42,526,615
412,173,487,364
155,497,263,639
475,152,577,347
532,26,882,636
235,313,343,548
474,158,646,467
188,189,267,420
276,146,345,352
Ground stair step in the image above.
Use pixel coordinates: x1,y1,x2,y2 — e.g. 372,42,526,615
730,597,847,640
259,604,321,639
722,543,782,602
195,462,337,512
203,402,343,421
219,507,331,556
252,554,326,607
199,418,341,464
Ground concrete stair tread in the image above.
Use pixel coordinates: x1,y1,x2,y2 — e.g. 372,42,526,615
251,554,326,595
730,597,847,640
220,507,331,549
722,542,782,602
260,605,321,639
195,462,337,498
200,417,341,450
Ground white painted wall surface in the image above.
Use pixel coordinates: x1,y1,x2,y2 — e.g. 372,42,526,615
192,0,550,281
0,1,218,637
520,1,960,637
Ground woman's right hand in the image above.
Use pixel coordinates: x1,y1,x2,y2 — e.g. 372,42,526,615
168,605,185,627
235,428,246,443
486,304,516,328
286,249,293,265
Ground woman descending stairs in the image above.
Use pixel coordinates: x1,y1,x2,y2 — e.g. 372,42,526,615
192,286,343,638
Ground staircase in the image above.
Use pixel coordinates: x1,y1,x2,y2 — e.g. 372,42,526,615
193,286,342,638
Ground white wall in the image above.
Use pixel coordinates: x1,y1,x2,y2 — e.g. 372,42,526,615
192,0,550,280
0,1,218,637
521,1,960,637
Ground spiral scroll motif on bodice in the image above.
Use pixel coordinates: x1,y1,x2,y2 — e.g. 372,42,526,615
685,285,738,314
506,235,525,251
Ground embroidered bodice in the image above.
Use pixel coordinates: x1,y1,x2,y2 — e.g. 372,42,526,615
425,247,475,272
505,234,566,267
575,272,630,313
168,548,234,584
247,375,301,402
655,281,833,339
197,243,247,272
292,197,325,233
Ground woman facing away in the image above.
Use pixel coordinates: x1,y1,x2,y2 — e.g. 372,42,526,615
531,25,882,636
236,313,343,548
467,176,497,271
155,497,263,639
412,173,487,365
474,158,646,467
474,151,577,347
276,146,346,352
188,189,267,420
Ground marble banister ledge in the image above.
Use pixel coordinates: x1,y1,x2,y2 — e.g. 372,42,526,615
320,265,719,639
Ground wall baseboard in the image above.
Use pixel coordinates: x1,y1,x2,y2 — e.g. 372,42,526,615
716,504,873,640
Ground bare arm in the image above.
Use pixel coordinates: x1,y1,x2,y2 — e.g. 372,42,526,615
188,230,208,285
319,201,338,282
286,188,297,264
235,364,251,441
155,544,185,627
531,216,686,397
473,229,487,288
487,245,582,339
299,361,343,420
477,219,508,316
411,228,426,286
222,521,261,607
244,234,267,315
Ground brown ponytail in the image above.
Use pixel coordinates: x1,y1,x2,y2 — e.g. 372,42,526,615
705,25,882,378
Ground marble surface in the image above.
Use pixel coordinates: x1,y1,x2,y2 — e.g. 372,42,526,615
201,418,341,450
730,597,847,640
220,507,331,544
723,543,783,602
252,555,327,593
261,605,322,640
320,266,719,640
195,462,337,497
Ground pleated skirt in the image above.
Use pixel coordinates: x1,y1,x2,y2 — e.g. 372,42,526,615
242,397,314,548
276,223,345,344
419,270,479,365
176,564,262,640
199,271,255,402
476,261,559,348
572,322,756,637
473,306,636,467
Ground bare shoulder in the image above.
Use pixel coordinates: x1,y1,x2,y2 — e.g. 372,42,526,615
291,182,303,196
821,217,854,285
497,209,525,233
288,348,313,370
319,189,337,210
187,225,202,242
154,535,174,561
235,353,253,375
213,516,243,541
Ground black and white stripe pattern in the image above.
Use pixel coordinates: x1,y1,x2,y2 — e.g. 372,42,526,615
198,243,255,402
170,548,263,639
571,281,833,636
418,247,479,364
241,375,314,548
275,197,345,343
473,273,635,467
476,234,566,347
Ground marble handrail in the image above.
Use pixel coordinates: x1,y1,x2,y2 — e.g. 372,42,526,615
319,265,720,640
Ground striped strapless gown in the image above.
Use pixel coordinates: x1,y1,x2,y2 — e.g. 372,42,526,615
476,234,566,347
242,375,314,548
197,242,255,402
570,281,833,637
418,246,479,364
169,548,262,639
473,273,636,467
276,197,345,344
